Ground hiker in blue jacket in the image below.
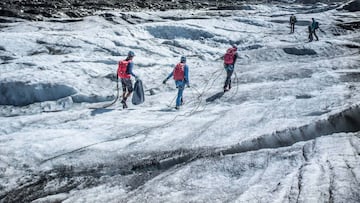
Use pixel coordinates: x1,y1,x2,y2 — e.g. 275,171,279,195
308,25,313,42
310,18,319,42
162,56,190,109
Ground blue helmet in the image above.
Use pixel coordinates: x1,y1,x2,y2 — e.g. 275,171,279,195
128,51,135,57
180,56,186,62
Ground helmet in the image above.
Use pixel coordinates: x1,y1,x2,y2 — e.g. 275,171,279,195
180,56,186,62
231,44,238,50
128,51,135,57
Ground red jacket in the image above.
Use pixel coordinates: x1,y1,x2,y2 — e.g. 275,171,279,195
117,60,131,79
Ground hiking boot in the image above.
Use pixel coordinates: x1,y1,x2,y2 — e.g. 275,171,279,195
224,87,229,92
175,106,180,110
121,100,128,109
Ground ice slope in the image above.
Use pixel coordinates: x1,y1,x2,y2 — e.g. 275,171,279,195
0,2,360,203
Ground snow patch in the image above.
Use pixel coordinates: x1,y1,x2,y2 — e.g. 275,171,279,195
146,25,214,40
343,0,360,12
71,94,115,104
221,104,360,155
0,81,77,106
283,47,317,55
234,18,272,27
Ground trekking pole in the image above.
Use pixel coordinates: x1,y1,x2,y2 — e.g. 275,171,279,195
184,86,201,106
167,94,177,107
227,71,240,101
191,86,203,99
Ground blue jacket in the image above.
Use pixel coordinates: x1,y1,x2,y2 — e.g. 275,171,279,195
126,61,137,78
311,20,318,31
166,64,189,87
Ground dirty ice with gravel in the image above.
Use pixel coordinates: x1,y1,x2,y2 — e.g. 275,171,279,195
1,2,360,203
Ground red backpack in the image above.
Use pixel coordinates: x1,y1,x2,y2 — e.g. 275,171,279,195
224,47,237,65
117,60,131,78
173,63,185,80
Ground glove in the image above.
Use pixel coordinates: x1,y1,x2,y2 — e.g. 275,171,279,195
162,79,167,84
135,76,140,81
187,84,190,88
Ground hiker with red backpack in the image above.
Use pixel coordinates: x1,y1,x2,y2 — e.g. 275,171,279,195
223,45,238,92
162,56,190,110
117,50,139,109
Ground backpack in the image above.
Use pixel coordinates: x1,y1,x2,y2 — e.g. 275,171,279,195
224,47,237,65
290,16,297,23
314,22,319,29
132,79,145,105
173,63,185,80
118,60,131,78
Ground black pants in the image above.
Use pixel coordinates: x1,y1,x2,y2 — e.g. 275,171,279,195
121,78,133,93
224,69,234,89
290,23,295,33
312,30,319,41
121,78,133,103
224,64,234,89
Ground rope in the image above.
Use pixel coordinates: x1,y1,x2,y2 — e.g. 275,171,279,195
167,94,178,107
184,68,224,116
89,78,120,109
227,71,240,101
164,68,222,108
40,66,230,164
184,65,242,117
40,115,179,164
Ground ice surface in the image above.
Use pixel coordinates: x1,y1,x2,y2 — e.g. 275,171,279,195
0,2,360,202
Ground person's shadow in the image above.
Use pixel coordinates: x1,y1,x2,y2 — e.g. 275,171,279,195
91,108,114,116
206,92,225,102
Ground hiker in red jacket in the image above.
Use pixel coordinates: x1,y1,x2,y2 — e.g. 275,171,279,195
117,51,139,109
223,45,238,92
163,56,190,109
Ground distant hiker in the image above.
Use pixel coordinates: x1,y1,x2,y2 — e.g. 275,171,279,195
117,50,139,109
289,14,297,33
308,25,313,42
309,18,319,42
162,56,190,110
223,45,238,92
